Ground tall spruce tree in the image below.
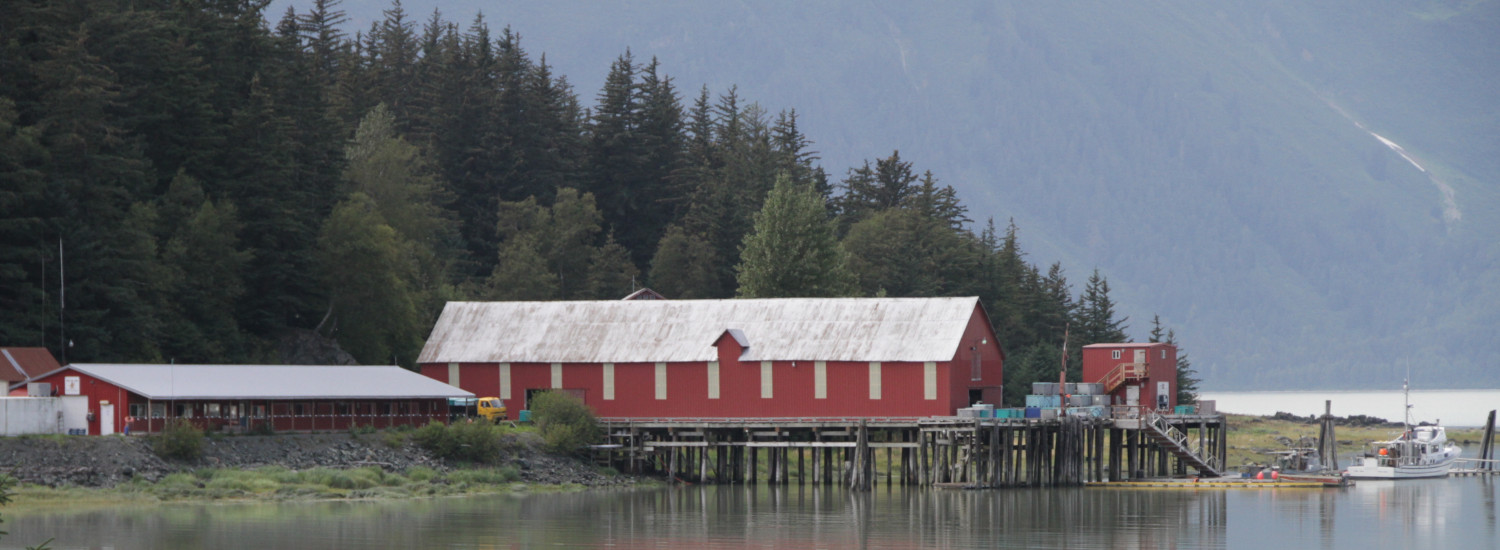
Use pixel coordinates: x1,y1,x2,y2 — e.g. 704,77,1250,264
0,98,48,347
1076,268,1129,345
834,150,919,231
156,173,251,362
1151,315,1201,405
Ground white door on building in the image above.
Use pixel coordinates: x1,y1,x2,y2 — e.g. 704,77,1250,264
1157,381,1171,410
1126,385,1140,407
100,402,115,436
1134,349,1146,364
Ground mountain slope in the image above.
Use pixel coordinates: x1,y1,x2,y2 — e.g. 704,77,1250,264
275,0,1499,389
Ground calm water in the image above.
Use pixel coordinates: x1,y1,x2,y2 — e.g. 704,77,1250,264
1199,389,1500,427
4,478,1497,549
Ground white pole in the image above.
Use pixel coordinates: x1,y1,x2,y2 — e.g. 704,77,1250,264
58,237,65,364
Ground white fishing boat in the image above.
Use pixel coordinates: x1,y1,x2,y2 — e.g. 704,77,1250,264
1344,378,1461,479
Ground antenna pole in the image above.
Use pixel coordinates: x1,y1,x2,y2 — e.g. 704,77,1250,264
59,237,66,364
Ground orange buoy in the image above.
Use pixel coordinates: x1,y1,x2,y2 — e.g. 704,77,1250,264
1379,448,1388,456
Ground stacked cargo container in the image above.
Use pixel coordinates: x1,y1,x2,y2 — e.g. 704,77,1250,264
1024,382,1110,419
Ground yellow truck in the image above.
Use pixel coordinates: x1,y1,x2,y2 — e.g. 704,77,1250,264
476,397,507,422
450,397,508,423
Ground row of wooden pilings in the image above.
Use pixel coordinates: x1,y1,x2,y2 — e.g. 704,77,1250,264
595,415,1228,490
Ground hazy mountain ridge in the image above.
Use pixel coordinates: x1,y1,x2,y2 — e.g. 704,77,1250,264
274,0,1498,389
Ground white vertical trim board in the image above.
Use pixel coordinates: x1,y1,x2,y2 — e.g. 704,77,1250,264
499,364,511,399
815,361,827,399
603,363,615,400
708,361,720,399
655,362,668,400
924,361,937,400
551,363,562,388
761,361,773,399
869,362,882,400
447,363,460,387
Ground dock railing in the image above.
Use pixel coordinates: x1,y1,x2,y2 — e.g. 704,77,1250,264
1139,407,1222,477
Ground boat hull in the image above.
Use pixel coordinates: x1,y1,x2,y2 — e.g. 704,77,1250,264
1344,458,1456,479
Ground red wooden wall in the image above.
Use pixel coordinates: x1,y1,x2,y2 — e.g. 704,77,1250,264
421,304,1005,418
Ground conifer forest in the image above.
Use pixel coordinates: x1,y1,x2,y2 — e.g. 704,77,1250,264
0,0,1199,403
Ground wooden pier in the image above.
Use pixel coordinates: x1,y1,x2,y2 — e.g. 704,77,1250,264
593,410,1227,490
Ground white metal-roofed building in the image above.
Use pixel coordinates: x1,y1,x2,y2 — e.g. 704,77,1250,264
28,364,473,435
418,297,1005,418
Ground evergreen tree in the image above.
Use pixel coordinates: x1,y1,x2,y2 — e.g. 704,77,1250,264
834,150,919,231
480,189,608,300
157,173,251,362
297,0,349,88
317,193,422,366
649,224,722,299
771,108,829,197
0,98,48,347
736,174,856,298
31,24,157,362
1148,314,1167,344
544,188,604,299
483,234,557,300
343,104,452,255
1075,268,1129,345
908,171,970,230
222,74,323,337
1037,262,1075,345
367,0,419,124
842,208,973,297
1169,329,1201,405
975,219,1031,350
342,103,455,327
586,232,640,299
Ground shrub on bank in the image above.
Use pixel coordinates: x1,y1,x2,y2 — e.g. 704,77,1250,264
411,421,504,463
530,390,600,455
153,419,204,461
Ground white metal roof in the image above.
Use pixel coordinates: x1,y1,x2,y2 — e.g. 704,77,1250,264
418,297,986,364
66,364,474,400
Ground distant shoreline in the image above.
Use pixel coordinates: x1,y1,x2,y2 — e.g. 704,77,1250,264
1200,388,1500,427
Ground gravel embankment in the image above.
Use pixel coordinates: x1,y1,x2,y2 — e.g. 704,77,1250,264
0,432,634,489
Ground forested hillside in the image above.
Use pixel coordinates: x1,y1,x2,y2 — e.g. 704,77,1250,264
287,0,1499,389
0,0,1186,404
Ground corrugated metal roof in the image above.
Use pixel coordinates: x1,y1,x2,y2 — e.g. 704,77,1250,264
1,348,61,383
418,297,983,364
67,364,474,400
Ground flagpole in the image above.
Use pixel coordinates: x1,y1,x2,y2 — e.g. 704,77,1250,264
59,237,66,364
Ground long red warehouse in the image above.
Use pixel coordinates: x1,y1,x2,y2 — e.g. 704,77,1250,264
417,297,1005,418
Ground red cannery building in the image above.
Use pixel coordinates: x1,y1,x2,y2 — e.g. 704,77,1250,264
26,364,473,435
1081,342,1177,411
418,297,1005,418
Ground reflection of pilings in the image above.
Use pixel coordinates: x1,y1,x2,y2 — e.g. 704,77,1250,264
597,414,1228,489
1480,410,1496,471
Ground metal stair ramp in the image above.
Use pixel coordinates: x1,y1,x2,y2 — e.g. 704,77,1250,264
1140,409,1222,477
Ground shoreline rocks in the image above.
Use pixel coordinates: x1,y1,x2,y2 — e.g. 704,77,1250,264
0,432,634,489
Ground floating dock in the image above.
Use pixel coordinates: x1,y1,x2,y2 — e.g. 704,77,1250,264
1086,478,1343,489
